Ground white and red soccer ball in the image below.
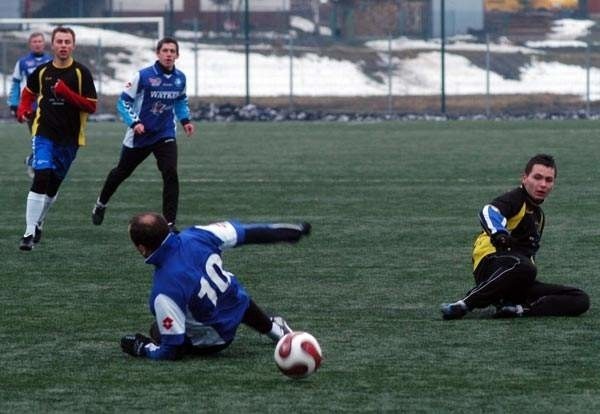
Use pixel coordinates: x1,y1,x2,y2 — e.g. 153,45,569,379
274,331,322,379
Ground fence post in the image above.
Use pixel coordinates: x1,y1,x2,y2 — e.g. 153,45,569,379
96,37,102,114
194,17,199,97
440,0,446,115
2,40,6,100
288,32,294,112
244,0,250,105
387,33,393,115
485,33,490,119
586,42,590,117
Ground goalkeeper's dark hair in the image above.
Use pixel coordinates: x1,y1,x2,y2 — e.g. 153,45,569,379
51,26,75,43
156,36,179,54
525,153,557,178
129,212,170,252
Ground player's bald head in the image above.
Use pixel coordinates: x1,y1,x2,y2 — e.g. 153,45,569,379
129,212,169,253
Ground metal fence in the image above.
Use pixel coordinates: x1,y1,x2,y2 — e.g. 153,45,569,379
1,2,599,117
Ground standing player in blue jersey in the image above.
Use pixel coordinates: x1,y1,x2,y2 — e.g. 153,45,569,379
440,154,589,319
120,212,311,360
17,27,97,251
7,32,52,178
92,37,195,231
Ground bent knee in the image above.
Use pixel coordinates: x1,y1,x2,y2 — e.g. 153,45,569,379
571,290,590,316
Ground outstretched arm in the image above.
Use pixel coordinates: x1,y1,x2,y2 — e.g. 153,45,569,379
120,293,187,361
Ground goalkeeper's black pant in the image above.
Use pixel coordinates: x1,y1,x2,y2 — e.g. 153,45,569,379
463,252,589,316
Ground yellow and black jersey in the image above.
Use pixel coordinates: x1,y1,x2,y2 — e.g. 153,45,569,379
26,58,97,146
472,186,544,270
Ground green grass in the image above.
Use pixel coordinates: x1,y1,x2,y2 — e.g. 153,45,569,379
1,120,600,412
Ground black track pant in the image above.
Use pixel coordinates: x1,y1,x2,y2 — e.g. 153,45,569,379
464,252,589,317
98,140,178,223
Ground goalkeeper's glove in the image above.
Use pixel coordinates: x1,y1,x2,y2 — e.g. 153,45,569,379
120,333,152,357
491,232,512,252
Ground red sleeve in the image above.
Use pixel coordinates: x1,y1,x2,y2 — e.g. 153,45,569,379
16,87,36,121
54,79,97,113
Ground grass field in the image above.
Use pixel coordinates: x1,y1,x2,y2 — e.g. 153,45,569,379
2,120,600,412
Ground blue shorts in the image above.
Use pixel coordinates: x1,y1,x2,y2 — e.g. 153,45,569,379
31,135,78,180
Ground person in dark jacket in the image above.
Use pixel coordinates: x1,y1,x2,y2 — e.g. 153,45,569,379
441,154,589,319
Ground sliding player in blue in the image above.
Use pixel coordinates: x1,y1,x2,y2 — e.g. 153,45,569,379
441,154,589,319
120,212,311,360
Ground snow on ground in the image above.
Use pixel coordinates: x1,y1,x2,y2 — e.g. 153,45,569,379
0,19,598,98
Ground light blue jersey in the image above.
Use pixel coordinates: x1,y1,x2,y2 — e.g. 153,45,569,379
7,51,52,108
117,61,190,148
143,221,250,360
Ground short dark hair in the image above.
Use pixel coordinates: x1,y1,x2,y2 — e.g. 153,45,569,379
156,37,179,54
129,212,170,252
51,26,75,43
524,153,557,178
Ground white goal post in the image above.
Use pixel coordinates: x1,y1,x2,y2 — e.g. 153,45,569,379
0,17,164,39
0,16,165,100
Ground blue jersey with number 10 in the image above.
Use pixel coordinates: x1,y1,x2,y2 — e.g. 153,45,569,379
117,61,190,148
144,221,250,360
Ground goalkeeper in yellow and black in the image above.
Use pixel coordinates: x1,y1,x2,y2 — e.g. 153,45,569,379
441,154,589,320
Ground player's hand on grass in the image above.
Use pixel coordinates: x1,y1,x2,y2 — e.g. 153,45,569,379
120,333,152,357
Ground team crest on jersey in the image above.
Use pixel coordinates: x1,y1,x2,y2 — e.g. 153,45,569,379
149,77,162,87
174,78,182,87
162,316,173,330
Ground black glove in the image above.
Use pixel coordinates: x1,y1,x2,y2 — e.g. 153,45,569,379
10,106,18,118
120,333,152,357
490,232,512,251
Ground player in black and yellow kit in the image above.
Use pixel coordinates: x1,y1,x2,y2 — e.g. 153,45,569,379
17,26,97,250
441,154,589,319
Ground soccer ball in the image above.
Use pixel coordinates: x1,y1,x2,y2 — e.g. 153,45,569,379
274,331,322,379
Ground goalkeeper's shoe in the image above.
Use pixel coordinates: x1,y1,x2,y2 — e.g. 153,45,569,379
19,234,34,251
440,301,468,320
268,316,293,342
300,222,311,236
92,203,106,225
492,304,526,318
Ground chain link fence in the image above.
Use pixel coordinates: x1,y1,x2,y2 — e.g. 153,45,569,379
1,1,599,118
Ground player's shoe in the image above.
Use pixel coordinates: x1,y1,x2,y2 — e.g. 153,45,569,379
92,203,106,225
440,302,468,320
492,304,526,318
19,235,34,251
24,155,34,179
300,222,311,236
33,226,42,244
